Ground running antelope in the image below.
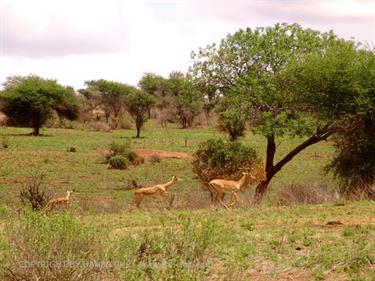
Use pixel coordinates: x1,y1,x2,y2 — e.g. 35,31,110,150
45,190,73,211
208,172,255,209
133,176,181,208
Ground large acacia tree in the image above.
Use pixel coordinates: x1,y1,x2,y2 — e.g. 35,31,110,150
191,23,344,201
0,75,79,136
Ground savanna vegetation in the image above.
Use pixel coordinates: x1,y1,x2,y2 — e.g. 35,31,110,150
0,23,374,280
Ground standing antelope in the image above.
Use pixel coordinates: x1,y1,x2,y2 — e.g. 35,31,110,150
133,176,181,208
208,172,255,209
45,190,73,212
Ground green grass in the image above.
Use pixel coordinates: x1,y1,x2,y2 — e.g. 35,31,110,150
0,120,335,209
0,121,374,280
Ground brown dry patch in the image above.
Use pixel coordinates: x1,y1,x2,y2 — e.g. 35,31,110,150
134,148,193,160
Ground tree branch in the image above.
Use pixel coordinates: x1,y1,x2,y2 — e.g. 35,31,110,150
273,123,336,173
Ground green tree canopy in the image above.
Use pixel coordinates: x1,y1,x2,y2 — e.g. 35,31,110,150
289,42,375,195
0,75,79,135
168,71,203,128
83,79,133,126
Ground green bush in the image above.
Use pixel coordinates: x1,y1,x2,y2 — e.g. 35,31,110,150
109,140,131,157
109,155,128,170
103,140,143,169
192,138,260,185
0,212,112,281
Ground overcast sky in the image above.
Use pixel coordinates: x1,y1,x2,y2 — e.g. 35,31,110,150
0,0,374,89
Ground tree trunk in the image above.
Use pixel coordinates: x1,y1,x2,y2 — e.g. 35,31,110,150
32,126,40,136
254,135,276,201
136,124,141,138
254,124,335,203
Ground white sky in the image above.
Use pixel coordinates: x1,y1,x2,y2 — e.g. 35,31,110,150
0,0,374,89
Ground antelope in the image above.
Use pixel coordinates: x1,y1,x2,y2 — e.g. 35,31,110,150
133,176,181,208
208,172,255,209
45,190,73,212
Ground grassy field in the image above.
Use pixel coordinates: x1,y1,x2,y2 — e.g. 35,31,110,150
0,121,374,280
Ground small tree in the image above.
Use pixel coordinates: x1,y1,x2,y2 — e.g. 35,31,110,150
138,72,170,117
0,75,79,136
169,71,203,128
125,88,155,138
83,80,132,127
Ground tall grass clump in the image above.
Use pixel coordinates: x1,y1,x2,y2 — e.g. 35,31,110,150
0,212,113,281
274,182,339,206
112,215,219,280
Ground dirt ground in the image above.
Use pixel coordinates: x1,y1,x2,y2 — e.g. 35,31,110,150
134,148,193,160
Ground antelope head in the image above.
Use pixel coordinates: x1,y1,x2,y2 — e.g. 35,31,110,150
172,176,182,182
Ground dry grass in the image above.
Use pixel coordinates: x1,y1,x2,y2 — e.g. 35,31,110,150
274,182,340,206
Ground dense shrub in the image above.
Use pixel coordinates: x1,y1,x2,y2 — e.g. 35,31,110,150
0,212,112,281
103,140,143,169
192,139,262,185
109,140,131,157
328,115,375,198
109,155,128,170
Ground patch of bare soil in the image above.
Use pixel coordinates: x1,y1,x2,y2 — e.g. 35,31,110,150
134,148,193,160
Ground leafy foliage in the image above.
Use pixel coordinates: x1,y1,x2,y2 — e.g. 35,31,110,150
328,115,375,197
217,109,247,141
168,71,203,128
290,42,375,196
192,138,262,185
109,155,128,170
83,79,132,127
0,75,79,135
